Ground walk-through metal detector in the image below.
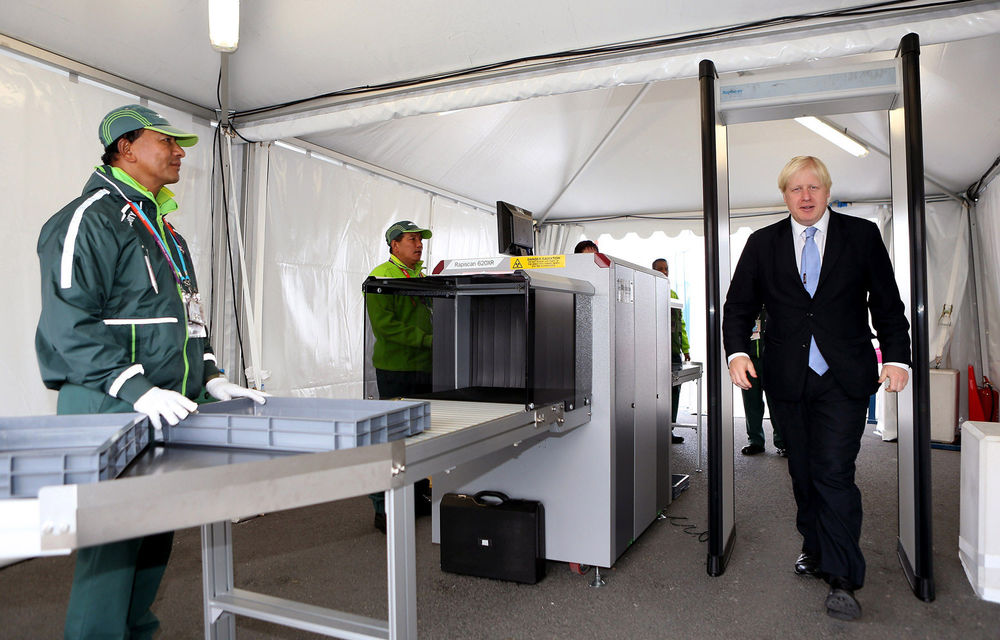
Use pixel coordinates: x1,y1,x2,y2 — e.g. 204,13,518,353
699,33,934,601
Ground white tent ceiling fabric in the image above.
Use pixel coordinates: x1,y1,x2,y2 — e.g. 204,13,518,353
239,7,1000,141
287,33,1000,220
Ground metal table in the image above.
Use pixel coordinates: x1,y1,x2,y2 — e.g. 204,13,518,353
672,362,704,471
0,399,589,639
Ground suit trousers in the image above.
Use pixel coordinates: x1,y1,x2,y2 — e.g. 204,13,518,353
769,369,869,589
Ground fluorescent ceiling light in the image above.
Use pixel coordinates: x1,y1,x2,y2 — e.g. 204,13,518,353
794,116,870,158
209,0,240,53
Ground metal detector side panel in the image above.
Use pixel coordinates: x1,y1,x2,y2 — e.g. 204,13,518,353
632,269,658,536
613,264,636,557
701,58,736,576
655,276,673,509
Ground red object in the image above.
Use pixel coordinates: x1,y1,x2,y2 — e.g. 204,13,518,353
969,365,985,421
980,375,999,422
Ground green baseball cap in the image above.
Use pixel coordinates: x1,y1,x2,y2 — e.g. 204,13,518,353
98,104,199,148
385,220,432,245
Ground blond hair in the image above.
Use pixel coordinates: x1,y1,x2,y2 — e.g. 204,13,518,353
778,156,832,192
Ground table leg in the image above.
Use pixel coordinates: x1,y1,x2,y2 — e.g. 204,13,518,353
386,485,417,639
202,521,236,640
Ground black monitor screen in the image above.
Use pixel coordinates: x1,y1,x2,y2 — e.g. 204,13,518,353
497,201,534,256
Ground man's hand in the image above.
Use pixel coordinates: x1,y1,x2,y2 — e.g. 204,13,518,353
878,364,909,393
728,355,756,390
206,377,269,404
134,387,198,429
684,352,691,362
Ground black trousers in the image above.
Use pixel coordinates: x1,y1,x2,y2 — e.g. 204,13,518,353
741,348,784,449
375,369,431,400
371,369,431,514
769,369,869,589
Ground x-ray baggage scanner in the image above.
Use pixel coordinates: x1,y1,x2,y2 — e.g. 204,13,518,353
700,33,934,601
364,252,679,570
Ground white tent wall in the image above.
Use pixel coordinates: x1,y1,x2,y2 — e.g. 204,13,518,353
924,200,978,422
258,144,494,399
976,177,1000,387
0,51,215,417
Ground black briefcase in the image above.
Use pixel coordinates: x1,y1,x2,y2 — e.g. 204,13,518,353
440,491,546,584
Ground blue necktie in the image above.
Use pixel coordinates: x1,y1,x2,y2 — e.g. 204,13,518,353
802,226,829,375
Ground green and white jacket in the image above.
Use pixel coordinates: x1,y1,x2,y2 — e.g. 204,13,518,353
366,255,433,372
35,166,221,410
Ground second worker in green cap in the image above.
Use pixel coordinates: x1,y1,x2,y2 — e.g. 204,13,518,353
364,220,434,531
36,104,267,639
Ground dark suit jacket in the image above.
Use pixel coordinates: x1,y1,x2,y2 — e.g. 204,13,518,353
723,209,910,401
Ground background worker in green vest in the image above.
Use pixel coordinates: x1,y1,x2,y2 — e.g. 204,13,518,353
652,258,687,444
740,308,786,456
365,220,434,531
35,104,266,639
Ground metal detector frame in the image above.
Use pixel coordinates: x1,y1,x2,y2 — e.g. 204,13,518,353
699,33,934,601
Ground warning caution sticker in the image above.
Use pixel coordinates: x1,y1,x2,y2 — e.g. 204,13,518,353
510,255,566,270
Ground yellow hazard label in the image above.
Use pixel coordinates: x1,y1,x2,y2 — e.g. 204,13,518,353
510,255,566,270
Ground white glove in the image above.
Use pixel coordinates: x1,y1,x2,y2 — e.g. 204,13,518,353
134,387,199,429
206,377,268,404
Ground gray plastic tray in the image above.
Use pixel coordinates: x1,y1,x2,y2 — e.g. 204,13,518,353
0,413,150,499
163,398,429,452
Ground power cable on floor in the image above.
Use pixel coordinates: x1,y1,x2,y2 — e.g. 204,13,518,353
663,515,709,542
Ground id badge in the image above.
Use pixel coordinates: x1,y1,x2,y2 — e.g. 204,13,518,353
184,291,208,338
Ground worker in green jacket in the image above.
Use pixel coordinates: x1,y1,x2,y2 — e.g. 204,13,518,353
365,220,434,531
653,258,688,444
35,104,266,640
367,220,434,398
739,308,786,456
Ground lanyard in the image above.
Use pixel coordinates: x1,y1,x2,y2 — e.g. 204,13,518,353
92,170,192,290
389,255,422,278
126,200,191,289
388,256,429,308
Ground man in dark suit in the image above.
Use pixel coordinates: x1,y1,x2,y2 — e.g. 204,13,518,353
723,156,911,621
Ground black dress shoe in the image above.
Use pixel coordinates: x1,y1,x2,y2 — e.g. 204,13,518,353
741,443,765,455
825,577,861,620
794,552,822,577
776,447,788,458
671,431,684,444
373,512,386,534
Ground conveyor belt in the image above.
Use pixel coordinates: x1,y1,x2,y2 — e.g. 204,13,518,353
406,400,525,443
